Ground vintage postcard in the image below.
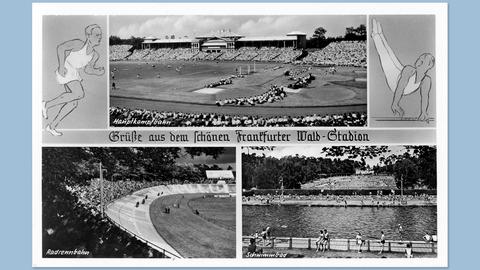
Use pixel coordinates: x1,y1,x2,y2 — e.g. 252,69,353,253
32,2,448,268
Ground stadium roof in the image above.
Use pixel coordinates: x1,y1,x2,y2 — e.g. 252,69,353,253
238,35,297,42
201,39,232,47
203,38,233,43
201,42,227,47
143,39,194,44
206,170,234,179
144,36,157,40
196,29,244,39
287,31,307,36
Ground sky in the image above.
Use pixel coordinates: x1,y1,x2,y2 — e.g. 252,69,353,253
175,147,236,170
242,146,414,167
110,15,365,39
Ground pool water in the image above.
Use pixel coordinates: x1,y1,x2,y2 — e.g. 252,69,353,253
243,205,437,241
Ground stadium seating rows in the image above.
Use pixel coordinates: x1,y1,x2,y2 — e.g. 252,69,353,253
109,45,133,61
302,41,366,67
301,175,397,190
109,41,366,66
110,107,367,127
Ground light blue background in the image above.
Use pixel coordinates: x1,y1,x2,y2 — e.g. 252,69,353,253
0,0,477,269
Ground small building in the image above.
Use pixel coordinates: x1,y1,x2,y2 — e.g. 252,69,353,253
205,170,235,183
237,32,306,49
287,31,307,49
142,37,193,49
141,30,307,51
200,38,237,52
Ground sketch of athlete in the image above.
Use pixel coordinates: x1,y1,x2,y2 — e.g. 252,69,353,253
371,19,435,121
42,24,105,136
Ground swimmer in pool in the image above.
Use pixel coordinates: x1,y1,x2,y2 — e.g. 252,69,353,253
42,24,105,136
371,19,435,121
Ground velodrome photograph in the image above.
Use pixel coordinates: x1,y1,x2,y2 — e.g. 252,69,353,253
242,146,437,258
109,15,367,127
42,147,236,258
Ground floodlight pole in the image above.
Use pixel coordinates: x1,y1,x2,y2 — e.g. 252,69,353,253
100,162,104,218
400,174,404,197
279,176,284,202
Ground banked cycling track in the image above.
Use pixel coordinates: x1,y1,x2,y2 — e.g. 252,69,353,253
105,184,236,258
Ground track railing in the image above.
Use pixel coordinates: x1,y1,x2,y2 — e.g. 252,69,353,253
104,211,182,259
242,236,437,254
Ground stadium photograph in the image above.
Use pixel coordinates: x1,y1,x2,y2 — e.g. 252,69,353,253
109,15,367,127
242,146,437,258
42,147,236,258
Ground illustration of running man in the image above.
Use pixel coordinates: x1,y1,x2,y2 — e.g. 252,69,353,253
42,24,105,136
371,19,435,121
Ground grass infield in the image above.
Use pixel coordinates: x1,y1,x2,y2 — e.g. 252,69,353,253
110,60,366,116
149,193,235,258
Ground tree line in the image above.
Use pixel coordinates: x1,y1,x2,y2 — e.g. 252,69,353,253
306,24,366,49
242,146,436,190
109,24,366,49
42,147,229,185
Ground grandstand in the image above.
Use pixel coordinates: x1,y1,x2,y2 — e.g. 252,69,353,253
111,40,365,66
105,183,236,258
141,30,307,51
302,41,366,67
111,31,366,67
301,174,396,190
109,30,367,127
110,44,132,61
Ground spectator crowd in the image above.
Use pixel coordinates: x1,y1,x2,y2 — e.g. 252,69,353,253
215,85,287,106
67,179,165,212
243,193,437,207
109,41,364,66
205,78,233,88
110,106,367,127
213,70,315,107
110,45,133,61
43,177,168,258
287,73,315,89
302,41,366,67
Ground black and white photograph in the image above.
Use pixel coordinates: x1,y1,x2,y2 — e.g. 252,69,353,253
369,15,436,127
242,146,437,258
42,16,108,136
32,3,448,268
108,15,367,127
42,147,236,258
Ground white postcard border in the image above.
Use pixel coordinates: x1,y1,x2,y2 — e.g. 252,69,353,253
32,2,448,268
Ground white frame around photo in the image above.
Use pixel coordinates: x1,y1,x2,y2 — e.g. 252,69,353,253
32,2,448,268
